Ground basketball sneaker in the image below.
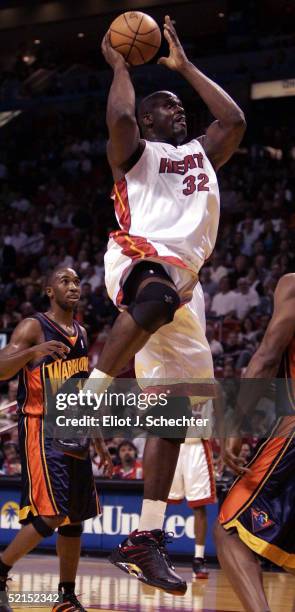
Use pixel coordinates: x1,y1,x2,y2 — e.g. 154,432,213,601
52,590,88,611
0,575,12,612
109,529,187,595
192,557,209,578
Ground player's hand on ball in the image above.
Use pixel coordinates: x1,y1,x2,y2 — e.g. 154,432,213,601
158,15,188,71
101,31,129,70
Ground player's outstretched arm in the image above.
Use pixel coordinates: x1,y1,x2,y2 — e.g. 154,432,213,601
101,32,143,173
158,15,246,170
0,318,69,380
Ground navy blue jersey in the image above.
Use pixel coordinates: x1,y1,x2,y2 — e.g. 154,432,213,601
17,313,88,415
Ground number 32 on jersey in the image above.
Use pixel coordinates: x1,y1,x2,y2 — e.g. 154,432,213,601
183,173,209,196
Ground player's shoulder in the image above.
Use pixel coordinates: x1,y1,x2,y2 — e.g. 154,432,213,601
11,316,41,342
275,274,295,301
17,316,40,330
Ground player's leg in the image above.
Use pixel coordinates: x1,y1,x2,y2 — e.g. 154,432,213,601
214,522,270,612
53,452,99,612
215,427,295,612
94,263,180,377
1,516,64,566
109,288,212,595
139,435,183,525
109,433,187,595
184,436,216,579
193,506,208,577
56,523,86,612
0,516,64,612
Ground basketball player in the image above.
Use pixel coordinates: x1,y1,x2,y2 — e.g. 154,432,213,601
88,15,245,593
168,401,217,578
215,273,295,612
0,267,112,612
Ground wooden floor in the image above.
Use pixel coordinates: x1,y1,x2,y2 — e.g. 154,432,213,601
9,555,295,611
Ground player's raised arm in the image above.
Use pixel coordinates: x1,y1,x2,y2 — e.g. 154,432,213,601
101,32,143,173
158,16,246,170
0,318,69,380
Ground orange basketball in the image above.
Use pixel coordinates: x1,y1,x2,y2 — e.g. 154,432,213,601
109,11,161,66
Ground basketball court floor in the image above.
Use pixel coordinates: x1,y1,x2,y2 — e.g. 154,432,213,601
8,555,295,611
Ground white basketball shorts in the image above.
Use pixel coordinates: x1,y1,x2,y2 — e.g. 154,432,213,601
104,251,215,394
168,439,216,507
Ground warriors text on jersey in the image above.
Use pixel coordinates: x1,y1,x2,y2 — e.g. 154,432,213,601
17,313,88,415
105,138,220,306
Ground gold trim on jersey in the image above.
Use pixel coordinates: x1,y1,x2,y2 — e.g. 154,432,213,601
114,183,126,213
123,235,146,258
24,417,37,516
223,519,295,568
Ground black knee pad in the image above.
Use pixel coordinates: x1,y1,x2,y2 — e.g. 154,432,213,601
128,282,180,333
32,516,55,538
58,523,83,537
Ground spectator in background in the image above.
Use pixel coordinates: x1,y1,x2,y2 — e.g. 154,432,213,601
238,316,258,346
223,331,254,369
254,254,268,283
113,440,143,480
235,278,259,319
10,193,31,213
256,278,275,317
229,255,249,287
200,267,217,297
24,222,45,255
1,441,21,476
239,442,252,465
206,324,224,358
93,252,105,287
204,292,213,317
209,252,228,284
211,276,237,318
223,332,241,360
4,223,28,253
81,264,103,292
260,219,278,254
240,215,262,256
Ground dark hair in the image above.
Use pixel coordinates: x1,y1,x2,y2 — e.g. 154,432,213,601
44,265,78,289
117,439,137,458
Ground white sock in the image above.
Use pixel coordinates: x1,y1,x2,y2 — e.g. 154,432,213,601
195,544,205,559
83,368,113,395
138,499,166,532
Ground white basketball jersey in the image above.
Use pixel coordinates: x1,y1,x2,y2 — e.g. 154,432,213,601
111,138,220,274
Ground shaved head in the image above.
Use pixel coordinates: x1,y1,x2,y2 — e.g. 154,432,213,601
137,90,187,144
138,91,175,125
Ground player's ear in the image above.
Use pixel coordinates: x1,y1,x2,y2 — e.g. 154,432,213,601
142,112,153,128
46,286,53,299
